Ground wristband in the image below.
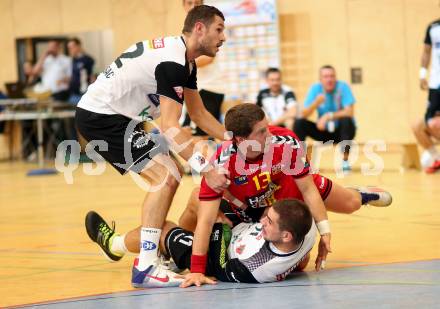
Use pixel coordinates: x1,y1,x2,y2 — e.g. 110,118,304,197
190,254,207,274
419,67,428,80
316,219,331,235
188,151,209,173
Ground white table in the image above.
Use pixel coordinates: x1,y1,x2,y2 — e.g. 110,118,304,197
0,104,75,168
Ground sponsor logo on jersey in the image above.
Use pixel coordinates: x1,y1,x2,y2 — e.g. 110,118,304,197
246,182,280,208
142,241,157,251
235,244,246,255
234,175,248,185
152,38,165,49
173,86,183,99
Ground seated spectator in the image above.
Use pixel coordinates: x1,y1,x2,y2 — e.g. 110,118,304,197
256,67,298,129
32,40,71,101
294,65,356,172
412,19,440,174
67,37,95,104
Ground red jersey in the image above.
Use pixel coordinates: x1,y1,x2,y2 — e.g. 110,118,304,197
200,126,314,208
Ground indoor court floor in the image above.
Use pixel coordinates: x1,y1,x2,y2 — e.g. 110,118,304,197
1,152,439,308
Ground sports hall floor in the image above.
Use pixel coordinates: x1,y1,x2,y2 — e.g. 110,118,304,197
1,148,439,308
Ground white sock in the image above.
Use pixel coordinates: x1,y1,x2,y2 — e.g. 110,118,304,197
137,228,161,270
111,234,127,255
427,146,440,159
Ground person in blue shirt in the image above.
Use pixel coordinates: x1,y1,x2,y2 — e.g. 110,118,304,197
294,65,356,171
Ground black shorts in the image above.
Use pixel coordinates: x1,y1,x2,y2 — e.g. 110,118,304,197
426,89,440,122
165,223,231,278
75,107,168,175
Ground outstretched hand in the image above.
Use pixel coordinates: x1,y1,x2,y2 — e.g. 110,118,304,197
177,272,217,288
315,233,332,271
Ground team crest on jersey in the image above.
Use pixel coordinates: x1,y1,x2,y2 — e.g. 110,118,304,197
152,38,165,49
173,86,183,99
234,175,248,185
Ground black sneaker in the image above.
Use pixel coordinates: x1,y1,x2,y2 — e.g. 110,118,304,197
85,211,123,262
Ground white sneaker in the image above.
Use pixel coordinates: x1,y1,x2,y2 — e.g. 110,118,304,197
131,258,183,288
358,186,393,207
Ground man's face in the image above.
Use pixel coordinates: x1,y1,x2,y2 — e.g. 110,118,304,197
319,68,337,92
266,72,282,93
198,15,226,57
236,118,270,157
67,41,80,57
260,207,283,242
183,0,203,13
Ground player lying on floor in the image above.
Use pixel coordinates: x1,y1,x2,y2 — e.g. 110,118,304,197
92,198,316,286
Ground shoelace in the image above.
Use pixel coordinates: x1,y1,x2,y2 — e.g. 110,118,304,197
97,221,116,246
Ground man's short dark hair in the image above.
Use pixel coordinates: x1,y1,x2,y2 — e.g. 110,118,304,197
320,65,335,72
225,103,266,138
182,5,225,33
265,67,281,77
68,37,82,46
272,199,313,244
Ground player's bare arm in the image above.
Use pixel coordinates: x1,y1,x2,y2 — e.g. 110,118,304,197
181,199,222,288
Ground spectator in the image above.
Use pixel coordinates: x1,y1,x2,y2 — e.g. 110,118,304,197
32,40,71,101
256,67,298,129
412,19,440,174
67,37,95,104
294,65,356,172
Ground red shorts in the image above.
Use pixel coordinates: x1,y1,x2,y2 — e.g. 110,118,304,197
312,174,333,201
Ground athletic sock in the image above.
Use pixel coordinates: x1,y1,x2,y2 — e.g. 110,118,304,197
110,234,127,255
137,228,161,270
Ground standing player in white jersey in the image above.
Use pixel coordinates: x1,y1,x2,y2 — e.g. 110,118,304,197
412,19,440,173
76,5,228,288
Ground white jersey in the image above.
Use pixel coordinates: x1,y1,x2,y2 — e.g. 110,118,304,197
425,19,440,89
227,221,317,283
77,36,197,121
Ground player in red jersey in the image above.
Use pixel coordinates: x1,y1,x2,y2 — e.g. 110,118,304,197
180,103,392,288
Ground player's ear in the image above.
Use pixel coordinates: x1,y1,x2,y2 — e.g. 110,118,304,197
282,231,294,243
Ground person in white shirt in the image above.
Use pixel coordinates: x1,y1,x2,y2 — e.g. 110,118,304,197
32,40,71,100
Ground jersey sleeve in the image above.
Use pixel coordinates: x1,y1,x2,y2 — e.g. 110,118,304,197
285,90,297,108
269,126,310,178
155,61,188,104
425,24,432,45
303,84,319,108
185,62,197,90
